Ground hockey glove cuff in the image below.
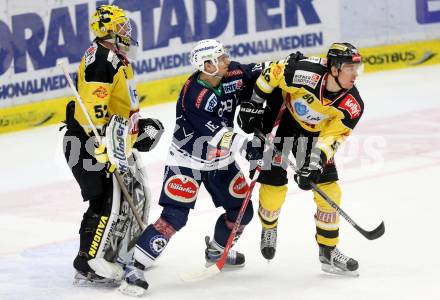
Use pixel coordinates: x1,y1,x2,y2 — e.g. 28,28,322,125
243,135,265,162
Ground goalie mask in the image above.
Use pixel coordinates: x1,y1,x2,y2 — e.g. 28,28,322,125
90,4,139,60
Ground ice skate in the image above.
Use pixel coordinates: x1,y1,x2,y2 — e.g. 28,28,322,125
72,252,121,287
204,236,245,268
118,262,149,297
73,270,121,288
319,245,359,276
260,226,277,261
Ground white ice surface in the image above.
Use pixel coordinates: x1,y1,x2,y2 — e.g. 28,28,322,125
0,65,440,300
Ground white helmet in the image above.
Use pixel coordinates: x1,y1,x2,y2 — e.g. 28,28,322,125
190,39,228,76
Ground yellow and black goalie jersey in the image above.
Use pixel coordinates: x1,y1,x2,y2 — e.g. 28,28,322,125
75,41,139,143
255,56,364,160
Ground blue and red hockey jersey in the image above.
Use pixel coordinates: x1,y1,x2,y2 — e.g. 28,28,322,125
166,61,263,170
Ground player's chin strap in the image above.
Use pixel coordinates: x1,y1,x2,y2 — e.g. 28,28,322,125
331,70,345,90
253,128,386,241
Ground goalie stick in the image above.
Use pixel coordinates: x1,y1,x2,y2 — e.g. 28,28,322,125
254,128,385,241
181,101,288,282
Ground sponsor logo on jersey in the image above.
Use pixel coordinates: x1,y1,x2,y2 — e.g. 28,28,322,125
107,51,120,69
229,172,248,198
149,235,168,255
92,86,108,99
223,79,243,94
204,94,218,112
292,70,321,89
195,88,208,109
219,131,234,149
294,102,309,116
225,69,243,77
338,94,361,119
165,175,199,203
127,79,139,108
292,99,327,124
272,65,282,78
88,216,108,257
85,43,98,67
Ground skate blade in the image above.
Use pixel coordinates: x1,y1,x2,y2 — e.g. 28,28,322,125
118,281,148,297
321,263,359,277
73,273,120,288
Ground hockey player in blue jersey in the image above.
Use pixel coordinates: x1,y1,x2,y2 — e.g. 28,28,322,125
118,39,264,296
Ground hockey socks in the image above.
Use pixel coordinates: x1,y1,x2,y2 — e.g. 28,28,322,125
134,218,176,269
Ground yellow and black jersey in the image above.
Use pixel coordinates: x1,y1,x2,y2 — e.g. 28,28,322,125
75,41,139,142
255,56,364,160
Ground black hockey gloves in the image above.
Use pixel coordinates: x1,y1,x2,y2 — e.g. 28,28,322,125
237,101,265,134
244,136,265,162
294,151,326,190
134,118,165,152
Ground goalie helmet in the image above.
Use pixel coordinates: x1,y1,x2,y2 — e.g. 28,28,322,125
90,5,135,47
190,39,228,75
327,42,362,70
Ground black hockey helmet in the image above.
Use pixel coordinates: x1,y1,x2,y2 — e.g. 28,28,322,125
327,43,362,71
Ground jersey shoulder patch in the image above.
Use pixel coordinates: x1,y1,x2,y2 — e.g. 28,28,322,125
84,42,98,67
107,50,121,69
292,70,322,89
337,86,364,129
338,87,364,119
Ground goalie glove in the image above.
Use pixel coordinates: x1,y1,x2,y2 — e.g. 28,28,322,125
294,151,326,191
134,118,164,152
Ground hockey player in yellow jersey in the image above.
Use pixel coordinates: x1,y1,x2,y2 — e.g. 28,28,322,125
238,43,364,276
62,5,162,290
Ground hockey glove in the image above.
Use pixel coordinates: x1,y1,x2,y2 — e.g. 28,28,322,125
94,142,116,173
243,136,265,162
237,101,265,134
294,151,326,191
134,118,165,152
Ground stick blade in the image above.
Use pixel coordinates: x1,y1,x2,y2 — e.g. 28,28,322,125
361,221,385,240
180,264,221,282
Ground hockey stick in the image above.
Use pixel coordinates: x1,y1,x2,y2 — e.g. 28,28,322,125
181,101,287,282
58,61,146,231
254,129,385,240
